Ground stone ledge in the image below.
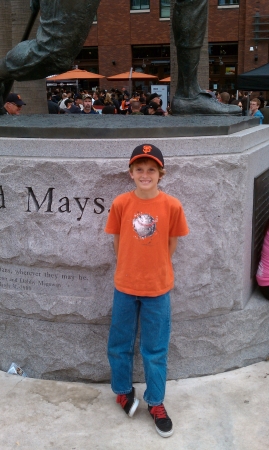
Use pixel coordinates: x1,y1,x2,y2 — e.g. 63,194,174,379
0,115,259,139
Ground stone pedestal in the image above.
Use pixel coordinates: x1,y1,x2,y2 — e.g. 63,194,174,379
0,118,269,381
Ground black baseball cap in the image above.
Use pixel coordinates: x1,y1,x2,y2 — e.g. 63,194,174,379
129,144,164,168
148,101,158,111
149,93,161,101
6,93,26,105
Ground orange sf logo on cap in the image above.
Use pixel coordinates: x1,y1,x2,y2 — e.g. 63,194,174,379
143,145,152,154
17,95,21,99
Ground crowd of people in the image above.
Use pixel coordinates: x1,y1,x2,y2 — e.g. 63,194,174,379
45,88,268,123
1,87,268,122
215,90,267,124
47,88,171,116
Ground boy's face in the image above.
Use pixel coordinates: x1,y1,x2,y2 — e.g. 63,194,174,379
250,101,258,112
129,159,162,198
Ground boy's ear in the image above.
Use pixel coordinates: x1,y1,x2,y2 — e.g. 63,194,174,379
129,169,134,179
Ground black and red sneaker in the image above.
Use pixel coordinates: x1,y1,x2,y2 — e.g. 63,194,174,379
116,387,139,417
148,403,174,438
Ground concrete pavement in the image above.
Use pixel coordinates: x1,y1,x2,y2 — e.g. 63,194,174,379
1,362,269,450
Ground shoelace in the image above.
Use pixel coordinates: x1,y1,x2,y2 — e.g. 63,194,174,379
150,404,168,419
116,394,128,408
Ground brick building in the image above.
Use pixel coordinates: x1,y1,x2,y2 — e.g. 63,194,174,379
74,0,269,93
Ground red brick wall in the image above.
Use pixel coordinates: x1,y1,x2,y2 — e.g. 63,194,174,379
208,0,240,42
83,0,269,85
84,0,170,88
238,0,269,74
208,0,269,75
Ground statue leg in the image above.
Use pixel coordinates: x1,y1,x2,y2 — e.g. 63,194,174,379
0,0,101,82
172,0,207,98
171,0,241,115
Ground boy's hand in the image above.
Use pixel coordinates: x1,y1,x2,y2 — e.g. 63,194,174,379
169,237,178,257
113,235,120,258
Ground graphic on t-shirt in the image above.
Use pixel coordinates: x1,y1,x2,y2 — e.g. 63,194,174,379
133,213,158,239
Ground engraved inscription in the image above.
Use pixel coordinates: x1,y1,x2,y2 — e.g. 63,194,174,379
0,185,107,221
0,264,96,297
0,185,5,209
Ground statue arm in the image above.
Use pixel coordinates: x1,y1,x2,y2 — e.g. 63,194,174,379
30,0,40,14
2,0,101,82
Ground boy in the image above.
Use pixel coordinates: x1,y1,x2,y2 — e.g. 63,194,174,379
105,144,189,438
249,98,264,124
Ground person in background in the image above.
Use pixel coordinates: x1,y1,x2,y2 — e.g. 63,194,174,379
260,105,269,125
120,91,131,115
63,98,81,114
148,93,162,106
130,101,143,115
241,92,250,116
231,99,243,110
81,95,99,114
102,105,116,114
229,93,236,104
103,93,114,107
258,92,265,109
111,92,120,114
147,101,166,116
74,94,84,111
256,221,269,299
3,93,26,115
52,89,61,103
147,102,159,115
47,91,60,114
249,98,264,124
99,89,107,104
92,91,104,106
219,92,230,105
141,93,166,116
59,93,68,111
139,94,147,108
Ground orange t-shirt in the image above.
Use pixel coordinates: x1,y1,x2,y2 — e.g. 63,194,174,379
105,191,189,296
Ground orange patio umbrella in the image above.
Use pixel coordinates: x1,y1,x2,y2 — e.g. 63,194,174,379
106,70,158,81
46,68,106,80
159,76,171,83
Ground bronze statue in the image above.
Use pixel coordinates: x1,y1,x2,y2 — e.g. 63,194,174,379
172,0,241,115
0,0,101,110
0,0,241,115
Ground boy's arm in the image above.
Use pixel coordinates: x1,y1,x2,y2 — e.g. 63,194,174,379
113,234,120,258
169,237,178,257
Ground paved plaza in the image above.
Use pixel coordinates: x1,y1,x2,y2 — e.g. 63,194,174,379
1,362,269,449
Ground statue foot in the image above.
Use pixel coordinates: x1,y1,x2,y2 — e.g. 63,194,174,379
172,92,242,116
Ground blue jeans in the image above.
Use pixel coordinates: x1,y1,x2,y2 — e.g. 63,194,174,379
107,288,171,406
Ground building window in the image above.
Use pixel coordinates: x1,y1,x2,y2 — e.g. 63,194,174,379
160,0,170,18
208,43,238,92
218,0,239,5
133,45,170,60
130,0,150,10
